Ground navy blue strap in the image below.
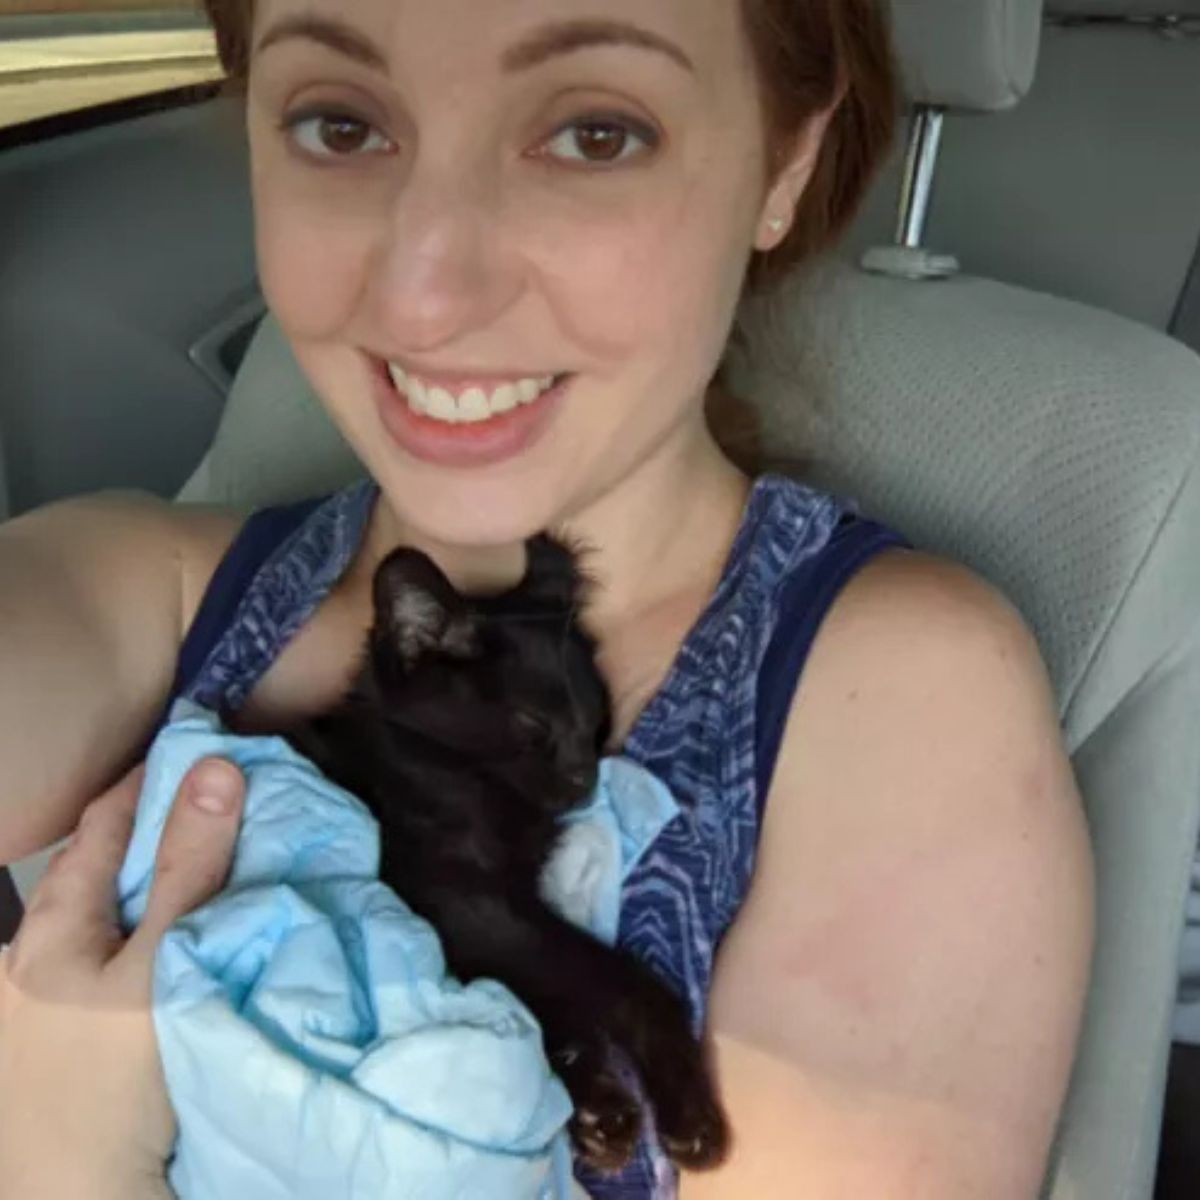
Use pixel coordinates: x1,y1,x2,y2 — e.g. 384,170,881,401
0,864,22,943
754,515,910,809
168,495,327,707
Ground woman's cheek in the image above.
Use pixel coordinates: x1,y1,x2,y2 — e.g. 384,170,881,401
249,125,386,340
521,197,700,362
256,198,373,341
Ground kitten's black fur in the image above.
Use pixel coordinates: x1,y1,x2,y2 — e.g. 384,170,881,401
282,536,729,1174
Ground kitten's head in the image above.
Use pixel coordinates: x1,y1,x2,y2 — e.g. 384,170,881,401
364,535,611,804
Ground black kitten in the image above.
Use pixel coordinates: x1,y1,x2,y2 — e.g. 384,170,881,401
282,536,729,1174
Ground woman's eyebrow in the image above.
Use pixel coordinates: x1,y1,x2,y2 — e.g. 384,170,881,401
255,16,388,72
502,20,695,75
253,15,695,77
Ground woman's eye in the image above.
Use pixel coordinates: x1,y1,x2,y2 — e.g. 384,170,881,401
283,111,395,161
540,116,659,168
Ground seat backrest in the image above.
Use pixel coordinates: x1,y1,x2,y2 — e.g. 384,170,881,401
170,3,1197,1197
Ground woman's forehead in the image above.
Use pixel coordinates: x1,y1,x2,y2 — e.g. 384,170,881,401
250,0,744,76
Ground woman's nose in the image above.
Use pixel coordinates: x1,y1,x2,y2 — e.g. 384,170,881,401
364,165,524,354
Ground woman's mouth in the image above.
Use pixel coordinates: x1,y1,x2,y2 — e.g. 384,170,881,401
371,357,573,469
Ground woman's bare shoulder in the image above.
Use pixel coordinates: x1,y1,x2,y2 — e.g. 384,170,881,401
694,550,1094,1197
5,490,244,632
0,494,249,859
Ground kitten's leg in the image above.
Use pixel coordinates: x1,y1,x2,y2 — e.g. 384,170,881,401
431,892,728,1171
502,905,731,1171
427,890,644,1172
599,960,730,1171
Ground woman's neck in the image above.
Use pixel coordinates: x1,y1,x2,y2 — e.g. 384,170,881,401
562,429,750,634
359,418,750,641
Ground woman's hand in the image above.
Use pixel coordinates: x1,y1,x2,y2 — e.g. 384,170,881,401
0,758,246,1200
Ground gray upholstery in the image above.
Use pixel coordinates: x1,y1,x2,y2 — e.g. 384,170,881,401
177,317,362,507
887,0,1045,110
0,97,255,516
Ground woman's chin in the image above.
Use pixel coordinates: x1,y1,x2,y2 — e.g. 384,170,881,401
368,465,574,550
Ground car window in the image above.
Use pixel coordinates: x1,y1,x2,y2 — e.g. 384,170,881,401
0,2,222,131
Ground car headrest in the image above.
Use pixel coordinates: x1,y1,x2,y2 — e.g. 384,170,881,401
886,0,1045,112
1046,1,1200,16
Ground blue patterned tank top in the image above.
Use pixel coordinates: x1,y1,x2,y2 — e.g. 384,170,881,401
169,473,908,1198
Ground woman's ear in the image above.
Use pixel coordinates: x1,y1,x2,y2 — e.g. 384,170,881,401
754,102,841,252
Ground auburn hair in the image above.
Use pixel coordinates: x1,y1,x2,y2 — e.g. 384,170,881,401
200,0,897,293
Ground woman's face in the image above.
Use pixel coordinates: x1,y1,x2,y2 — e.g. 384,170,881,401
246,0,809,545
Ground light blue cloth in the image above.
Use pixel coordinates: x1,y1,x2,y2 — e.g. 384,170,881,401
117,701,679,1200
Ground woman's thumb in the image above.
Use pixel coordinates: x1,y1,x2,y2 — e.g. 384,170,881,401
130,758,245,951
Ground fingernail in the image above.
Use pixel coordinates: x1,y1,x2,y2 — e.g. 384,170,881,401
190,764,241,816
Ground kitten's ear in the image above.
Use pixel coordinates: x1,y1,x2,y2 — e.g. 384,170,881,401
521,534,591,611
372,549,479,667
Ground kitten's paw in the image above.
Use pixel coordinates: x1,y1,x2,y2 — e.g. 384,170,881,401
554,1046,643,1173
570,1088,643,1174
655,1087,730,1172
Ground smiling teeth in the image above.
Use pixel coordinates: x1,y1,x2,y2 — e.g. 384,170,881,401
388,364,557,424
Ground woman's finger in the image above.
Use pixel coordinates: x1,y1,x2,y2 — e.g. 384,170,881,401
8,767,145,981
126,758,245,958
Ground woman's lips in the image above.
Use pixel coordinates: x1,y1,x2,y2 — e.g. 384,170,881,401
371,358,571,469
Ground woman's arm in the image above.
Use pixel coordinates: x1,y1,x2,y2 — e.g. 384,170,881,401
0,493,239,864
687,551,1094,1199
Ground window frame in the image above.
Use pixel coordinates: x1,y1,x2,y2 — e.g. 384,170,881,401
0,80,224,152
0,4,223,145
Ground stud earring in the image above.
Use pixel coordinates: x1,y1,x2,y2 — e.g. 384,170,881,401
768,217,786,233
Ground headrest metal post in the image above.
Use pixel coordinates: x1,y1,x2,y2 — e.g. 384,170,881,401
860,104,959,281
897,105,946,249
